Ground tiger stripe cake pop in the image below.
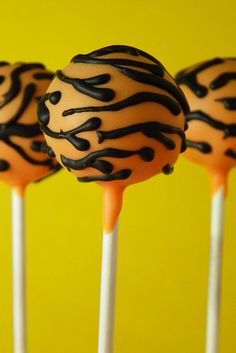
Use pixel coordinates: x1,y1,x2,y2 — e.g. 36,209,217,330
176,58,236,353
0,61,60,353
37,45,189,353
176,57,236,192
38,45,189,230
0,61,59,194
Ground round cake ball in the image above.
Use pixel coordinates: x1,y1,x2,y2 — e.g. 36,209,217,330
176,58,236,185
38,45,188,189
0,62,60,192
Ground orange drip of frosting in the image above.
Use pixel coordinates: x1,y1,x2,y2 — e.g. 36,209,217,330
101,184,124,233
209,169,228,197
14,184,26,197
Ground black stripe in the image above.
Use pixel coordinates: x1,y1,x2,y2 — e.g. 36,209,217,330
63,92,182,116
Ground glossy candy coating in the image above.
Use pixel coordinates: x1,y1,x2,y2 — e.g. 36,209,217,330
38,46,188,185
0,62,59,194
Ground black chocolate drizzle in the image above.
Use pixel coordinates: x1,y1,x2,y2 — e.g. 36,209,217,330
186,110,236,138
38,45,188,182
72,55,164,77
40,142,56,158
62,92,182,117
187,140,212,153
37,91,61,125
0,76,5,85
56,70,115,102
80,45,162,65
176,58,224,97
97,121,186,152
77,169,131,182
210,72,236,89
0,63,45,108
61,147,154,174
40,113,102,151
216,97,236,110
114,66,189,114
211,72,236,111
0,159,10,171
162,164,174,174
225,148,236,159
33,72,54,80
0,62,9,67
30,141,55,158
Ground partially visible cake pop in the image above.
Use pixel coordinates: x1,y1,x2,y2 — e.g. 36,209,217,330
38,45,188,353
0,61,59,353
0,62,59,194
176,57,236,353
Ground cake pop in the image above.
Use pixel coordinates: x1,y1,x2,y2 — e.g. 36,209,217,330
38,45,189,353
0,61,59,353
0,61,59,194
176,57,236,353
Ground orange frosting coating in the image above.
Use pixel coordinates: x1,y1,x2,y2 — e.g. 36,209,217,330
0,62,59,194
38,46,188,231
176,58,236,194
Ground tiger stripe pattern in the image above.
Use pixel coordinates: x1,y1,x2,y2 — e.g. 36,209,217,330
176,58,236,172
0,62,60,187
38,45,189,185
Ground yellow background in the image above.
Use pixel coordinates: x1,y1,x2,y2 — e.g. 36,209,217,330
0,0,236,352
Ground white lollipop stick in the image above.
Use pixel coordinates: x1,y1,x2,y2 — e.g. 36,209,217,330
205,186,225,353
12,189,26,353
98,222,118,353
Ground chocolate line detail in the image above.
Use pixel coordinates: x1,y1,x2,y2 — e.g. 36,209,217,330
186,110,236,137
62,92,182,116
187,139,212,153
176,58,224,97
57,70,115,102
77,169,132,182
225,148,236,159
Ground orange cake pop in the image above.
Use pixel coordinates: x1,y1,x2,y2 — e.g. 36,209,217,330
0,61,59,194
176,57,236,193
0,61,60,353
176,58,236,353
38,45,189,231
